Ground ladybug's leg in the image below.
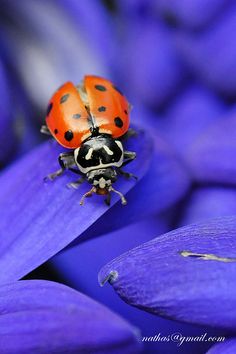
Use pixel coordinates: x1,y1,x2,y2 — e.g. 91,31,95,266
110,187,127,205
67,176,85,190
122,151,136,167
105,192,111,206
121,129,138,141
40,125,51,136
80,187,97,205
117,169,138,180
117,151,137,180
45,152,76,181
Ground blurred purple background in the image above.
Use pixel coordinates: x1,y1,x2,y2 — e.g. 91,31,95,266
1,0,236,353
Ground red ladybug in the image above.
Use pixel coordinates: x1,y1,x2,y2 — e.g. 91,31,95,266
41,75,137,205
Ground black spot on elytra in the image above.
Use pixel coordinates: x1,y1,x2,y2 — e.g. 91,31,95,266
98,106,106,112
73,113,81,119
54,129,58,134
114,116,123,128
60,94,70,104
124,109,128,115
46,102,53,116
112,85,123,95
64,130,74,141
95,84,106,91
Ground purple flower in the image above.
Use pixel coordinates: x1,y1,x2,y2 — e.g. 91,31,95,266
0,0,236,353
0,280,141,353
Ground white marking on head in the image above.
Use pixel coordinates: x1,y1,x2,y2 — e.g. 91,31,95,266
76,140,124,174
115,140,123,151
103,145,113,155
85,148,93,160
93,177,112,188
99,177,106,189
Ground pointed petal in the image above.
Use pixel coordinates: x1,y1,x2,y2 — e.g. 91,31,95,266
0,280,141,353
0,129,152,283
99,216,236,330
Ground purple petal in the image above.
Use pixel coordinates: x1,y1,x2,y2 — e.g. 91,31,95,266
121,21,185,108
0,60,15,163
207,338,236,354
52,219,222,354
0,280,141,353
156,0,229,29
176,6,236,95
3,0,108,109
180,187,236,226
186,108,236,184
99,216,236,330
0,130,152,283
57,0,117,69
159,85,225,158
53,217,169,288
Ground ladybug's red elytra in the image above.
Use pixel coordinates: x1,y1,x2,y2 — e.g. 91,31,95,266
41,75,137,206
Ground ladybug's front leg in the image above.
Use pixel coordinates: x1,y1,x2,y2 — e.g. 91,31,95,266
67,176,85,189
45,152,76,181
40,125,51,136
117,168,138,180
121,129,138,141
117,151,137,181
122,151,136,167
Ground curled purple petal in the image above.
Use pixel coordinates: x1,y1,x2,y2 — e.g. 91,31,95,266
186,109,236,184
207,338,236,354
99,216,236,330
0,129,152,283
0,280,141,353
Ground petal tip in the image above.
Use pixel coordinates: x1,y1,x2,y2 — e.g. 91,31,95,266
98,269,119,287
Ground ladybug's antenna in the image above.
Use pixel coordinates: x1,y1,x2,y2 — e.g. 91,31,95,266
80,186,96,205
110,187,127,205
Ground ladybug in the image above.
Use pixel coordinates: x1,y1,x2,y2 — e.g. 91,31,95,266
41,75,137,206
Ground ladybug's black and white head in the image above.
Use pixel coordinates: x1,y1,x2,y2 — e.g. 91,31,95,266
86,168,117,189
74,134,123,189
